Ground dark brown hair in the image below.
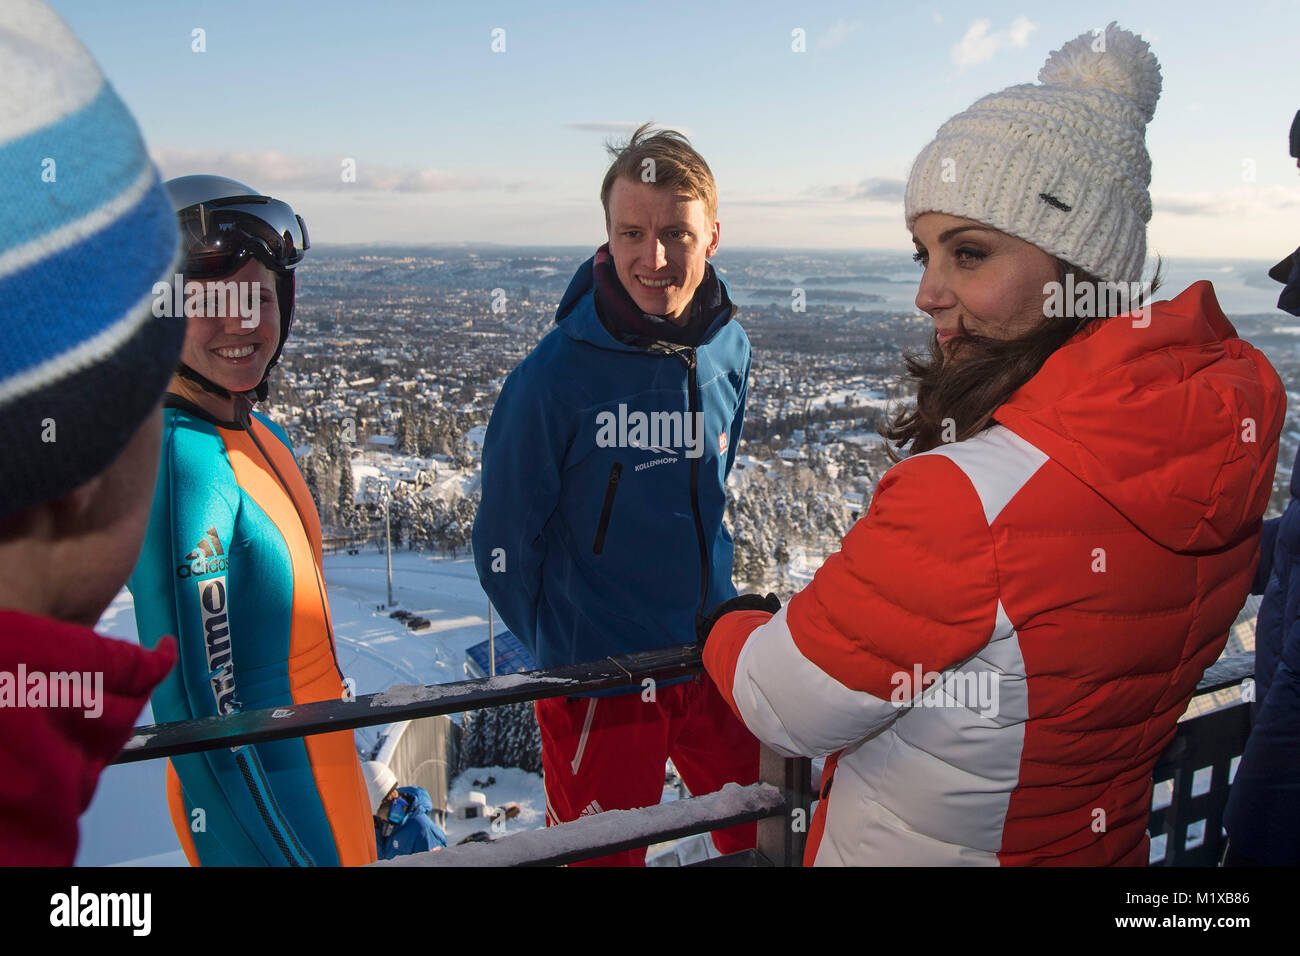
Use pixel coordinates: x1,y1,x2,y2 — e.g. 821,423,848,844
600,123,718,223
880,258,1163,461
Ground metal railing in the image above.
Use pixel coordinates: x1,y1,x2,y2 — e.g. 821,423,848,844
1147,652,1254,866
116,644,808,864
116,648,1258,867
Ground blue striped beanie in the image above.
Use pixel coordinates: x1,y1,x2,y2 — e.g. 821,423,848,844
0,0,183,520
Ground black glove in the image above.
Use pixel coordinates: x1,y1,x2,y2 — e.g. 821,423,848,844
696,593,781,645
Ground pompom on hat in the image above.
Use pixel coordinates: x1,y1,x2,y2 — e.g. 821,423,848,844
0,0,182,521
905,22,1162,286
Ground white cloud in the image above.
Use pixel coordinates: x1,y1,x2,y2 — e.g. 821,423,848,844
1154,186,1300,218
563,122,642,134
819,19,862,50
563,121,695,139
951,16,1038,68
813,177,906,202
1007,16,1036,48
150,147,499,193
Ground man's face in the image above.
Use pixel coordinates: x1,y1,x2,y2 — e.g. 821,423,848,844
606,177,720,324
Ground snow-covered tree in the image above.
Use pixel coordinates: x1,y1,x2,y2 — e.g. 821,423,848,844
337,453,355,530
457,702,542,774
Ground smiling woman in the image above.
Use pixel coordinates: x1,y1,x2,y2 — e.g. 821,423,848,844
177,257,280,404
126,177,378,867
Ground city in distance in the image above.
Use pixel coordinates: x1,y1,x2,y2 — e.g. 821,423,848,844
272,244,1300,596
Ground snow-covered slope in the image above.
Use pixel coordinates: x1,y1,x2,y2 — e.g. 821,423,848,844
78,551,497,866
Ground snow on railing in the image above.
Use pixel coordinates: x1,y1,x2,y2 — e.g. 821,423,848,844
375,782,786,867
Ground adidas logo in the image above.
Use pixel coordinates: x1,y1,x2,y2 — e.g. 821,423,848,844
578,800,604,817
176,526,229,578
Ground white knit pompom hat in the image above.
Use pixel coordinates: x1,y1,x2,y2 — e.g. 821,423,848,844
904,22,1161,286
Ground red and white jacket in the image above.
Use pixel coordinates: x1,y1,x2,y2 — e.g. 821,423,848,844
705,282,1285,866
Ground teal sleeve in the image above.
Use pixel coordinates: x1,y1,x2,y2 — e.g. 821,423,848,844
129,413,316,866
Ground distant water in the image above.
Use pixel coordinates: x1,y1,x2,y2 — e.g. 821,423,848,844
711,250,1289,319
314,244,1293,320
1154,258,1287,318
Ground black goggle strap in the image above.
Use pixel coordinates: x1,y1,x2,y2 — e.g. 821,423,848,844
176,362,232,400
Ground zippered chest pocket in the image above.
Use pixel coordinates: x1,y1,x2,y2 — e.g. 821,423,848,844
592,462,623,554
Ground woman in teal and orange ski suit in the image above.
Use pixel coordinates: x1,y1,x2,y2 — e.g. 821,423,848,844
129,176,374,866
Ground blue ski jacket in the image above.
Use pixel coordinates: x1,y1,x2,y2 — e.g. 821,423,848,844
473,255,750,691
1224,445,1300,865
375,786,447,859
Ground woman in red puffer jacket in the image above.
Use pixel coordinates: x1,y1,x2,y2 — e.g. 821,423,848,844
703,22,1284,866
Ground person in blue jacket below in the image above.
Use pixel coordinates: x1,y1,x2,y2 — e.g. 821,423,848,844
472,124,761,866
1222,107,1300,867
362,762,446,859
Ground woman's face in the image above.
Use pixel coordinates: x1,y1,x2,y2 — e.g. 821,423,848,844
179,257,280,393
911,212,1060,352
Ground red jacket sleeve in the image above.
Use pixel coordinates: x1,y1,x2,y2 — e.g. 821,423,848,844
704,453,1001,757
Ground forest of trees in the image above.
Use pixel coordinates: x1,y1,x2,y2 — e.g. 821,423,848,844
294,401,484,554
282,366,882,595
457,702,542,775
728,462,855,592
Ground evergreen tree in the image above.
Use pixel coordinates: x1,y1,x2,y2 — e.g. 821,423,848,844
456,702,542,774
337,453,355,530
302,454,323,516
458,710,483,771
773,537,791,583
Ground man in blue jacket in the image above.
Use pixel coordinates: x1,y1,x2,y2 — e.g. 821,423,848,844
472,124,758,865
1222,107,1300,867
363,761,447,859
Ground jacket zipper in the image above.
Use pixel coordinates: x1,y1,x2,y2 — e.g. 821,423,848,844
592,463,622,554
237,748,312,865
656,345,711,630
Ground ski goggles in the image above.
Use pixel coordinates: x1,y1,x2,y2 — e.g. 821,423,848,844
177,195,309,280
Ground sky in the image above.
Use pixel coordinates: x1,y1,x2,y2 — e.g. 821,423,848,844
50,0,1300,259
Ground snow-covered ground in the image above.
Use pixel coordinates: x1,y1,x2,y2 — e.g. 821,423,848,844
78,550,498,866
351,450,478,504
808,387,888,410
442,765,545,846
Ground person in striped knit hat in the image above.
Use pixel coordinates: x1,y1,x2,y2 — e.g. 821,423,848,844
0,0,184,865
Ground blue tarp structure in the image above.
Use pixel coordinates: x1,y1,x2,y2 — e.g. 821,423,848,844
465,629,536,679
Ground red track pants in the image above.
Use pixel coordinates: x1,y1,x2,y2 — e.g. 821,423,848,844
536,674,759,867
